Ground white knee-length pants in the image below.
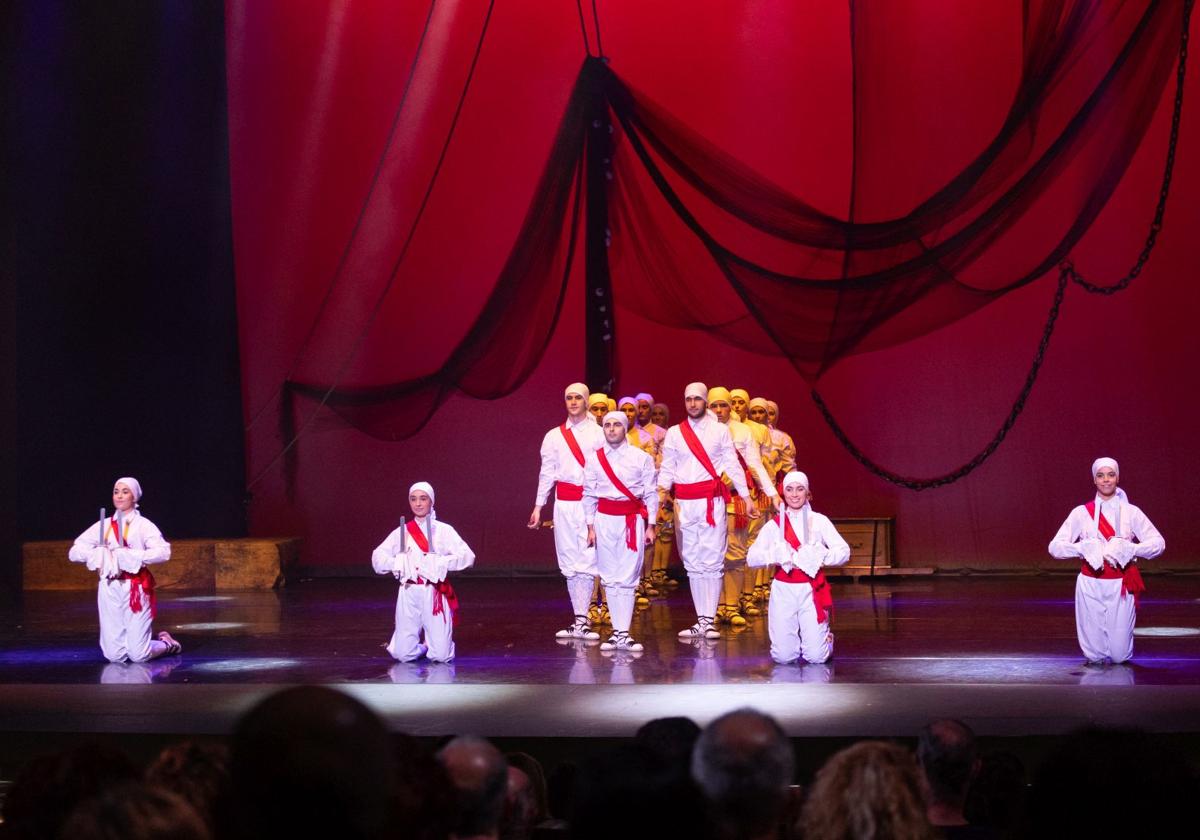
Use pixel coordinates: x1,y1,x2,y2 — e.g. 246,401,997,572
97,579,155,663
387,582,455,663
674,497,727,578
1075,574,1136,663
554,498,598,577
768,579,833,665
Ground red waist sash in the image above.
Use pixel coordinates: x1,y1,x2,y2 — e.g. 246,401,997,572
674,479,731,527
556,482,584,501
116,567,157,618
773,567,833,623
1079,561,1145,607
597,497,648,550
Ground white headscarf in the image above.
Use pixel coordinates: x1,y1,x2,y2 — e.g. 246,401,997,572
618,395,637,409
603,410,630,430
114,477,143,507
565,382,590,401
781,472,810,542
1090,457,1128,534
684,382,708,400
635,392,654,405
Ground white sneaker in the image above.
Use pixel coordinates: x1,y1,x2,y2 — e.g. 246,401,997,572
600,632,644,652
556,618,600,641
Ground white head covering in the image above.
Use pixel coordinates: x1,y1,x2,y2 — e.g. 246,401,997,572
635,392,654,405
748,397,769,411
603,410,630,430
114,477,143,506
408,481,435,506
780,472,810,541
565,382,590,401
1089,457,1128,532
618,395,637,408
684,382,708,400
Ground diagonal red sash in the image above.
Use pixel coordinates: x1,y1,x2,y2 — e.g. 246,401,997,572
404,520,458,624
596,448,648,550
560,422,586,467
1084,501,1145,606
677,420,731,526
110,516,156,617
774,512,833,623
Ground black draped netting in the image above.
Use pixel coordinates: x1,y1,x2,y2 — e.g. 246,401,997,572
272,0,1191,491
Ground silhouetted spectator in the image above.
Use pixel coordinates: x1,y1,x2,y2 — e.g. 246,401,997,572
505,752,549,826
800,740,934,840
227,686,398,840
691,708,794,840
572,743,706,840
1,743,138,840
395,733,454,840
1024,727,1198,838
437,736,509,840
917,720,995,838
58,781,209,840
501,765,538,840
146,740,229,834
636,716,701,777
963,752,1025,836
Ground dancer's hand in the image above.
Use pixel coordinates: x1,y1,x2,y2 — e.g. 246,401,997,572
587,526,596,547
645,525,656,545
527,506,542,529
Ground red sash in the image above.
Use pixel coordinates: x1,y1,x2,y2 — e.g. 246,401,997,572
676,420,731,526
405,520,459,624
117,568,157,618
560,422,586,467
1083,502,1146,606
555,482,584,501
596,448,649,550
773,512,833,623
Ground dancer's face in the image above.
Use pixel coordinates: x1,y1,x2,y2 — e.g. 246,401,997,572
1094,467,1119,499
408,491,432,518
784,483,809,509
565,392,587,419
589,402,607,423
112,483,136,513
767,405,778,426
685,396,707,419
710,400,732,423
603,417,627,446
620,403,637,425
637,400,652,423
748,405,768,424
650,405,669,426
730,395,748,419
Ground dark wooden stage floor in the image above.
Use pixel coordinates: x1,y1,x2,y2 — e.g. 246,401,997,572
2,576,1199,743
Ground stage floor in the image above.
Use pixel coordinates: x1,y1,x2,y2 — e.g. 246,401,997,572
2,576,1199,739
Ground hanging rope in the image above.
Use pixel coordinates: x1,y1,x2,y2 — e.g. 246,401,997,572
811,0,1192,490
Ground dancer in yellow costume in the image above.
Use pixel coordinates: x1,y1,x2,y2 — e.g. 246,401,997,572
730,388,776,615
648,402,679,591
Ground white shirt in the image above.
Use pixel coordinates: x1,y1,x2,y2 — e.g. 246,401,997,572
534,415,606,505
372,516,476,583
69,508,171,575
657,414,750,496
582,440,660,526
1049,497,1164,571
747,506,850,578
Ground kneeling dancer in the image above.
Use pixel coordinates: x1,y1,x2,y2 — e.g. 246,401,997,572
373,481,475,662
584,410,658,652
69,477,180,663
747,472,848,664
1048,457,1164,664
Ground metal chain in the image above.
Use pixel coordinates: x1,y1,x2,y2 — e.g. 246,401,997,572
814,0,1191,490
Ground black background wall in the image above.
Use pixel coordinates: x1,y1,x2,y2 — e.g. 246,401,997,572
5,2,246,596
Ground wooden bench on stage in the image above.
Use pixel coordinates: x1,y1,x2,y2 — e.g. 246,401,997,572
827,517,925,579
21,538,301,590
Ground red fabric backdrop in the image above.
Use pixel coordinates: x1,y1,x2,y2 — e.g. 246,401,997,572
226,1,1199,572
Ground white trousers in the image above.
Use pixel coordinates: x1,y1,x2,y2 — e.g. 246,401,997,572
387,582,455,663
1075,574,1136,663
676,497,728,619
553,498,598,577
97,579,156,663
595,512,644,633
768,579,833,665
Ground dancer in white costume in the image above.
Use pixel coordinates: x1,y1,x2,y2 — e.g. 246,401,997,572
1048,457,1164,664
373,482,475,662
68,477,180,663
657,382,752,639
529,383,606,640
583,411,658,653
747,472,849,665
